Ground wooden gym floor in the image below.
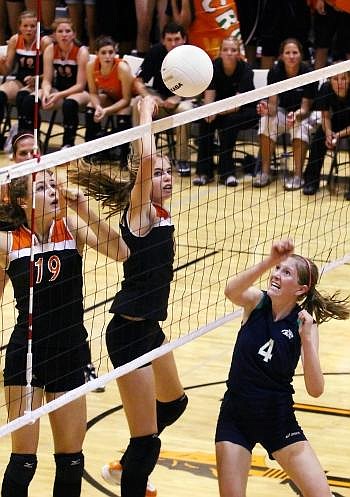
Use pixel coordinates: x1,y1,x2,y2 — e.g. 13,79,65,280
0,133,349,497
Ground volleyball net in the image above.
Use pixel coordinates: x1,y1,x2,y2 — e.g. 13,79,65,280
0,60,350,436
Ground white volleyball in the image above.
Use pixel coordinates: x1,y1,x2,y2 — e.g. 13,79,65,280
161,45,213,97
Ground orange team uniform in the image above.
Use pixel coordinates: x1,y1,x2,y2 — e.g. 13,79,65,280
93,56,124,101
308,0,350,13
187,0,244,60
327,0,350,13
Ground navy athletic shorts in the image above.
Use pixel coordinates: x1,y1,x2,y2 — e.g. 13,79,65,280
215,391,307,459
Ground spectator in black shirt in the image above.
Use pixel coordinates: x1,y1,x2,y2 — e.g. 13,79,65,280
193,36,257,186
132,21,194,176
303,69,350,196
254,38,318,190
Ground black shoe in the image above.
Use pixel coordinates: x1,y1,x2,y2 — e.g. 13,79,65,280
344,191,350,201
84,363,105,393
177,161,191,176
192,174,214,186
303,184,318,195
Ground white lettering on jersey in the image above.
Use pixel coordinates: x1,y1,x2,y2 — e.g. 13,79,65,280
281,329,294,339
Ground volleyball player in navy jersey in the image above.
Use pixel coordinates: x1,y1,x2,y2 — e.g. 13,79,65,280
215,239,350,497
73,95,188,497
0,131,127,497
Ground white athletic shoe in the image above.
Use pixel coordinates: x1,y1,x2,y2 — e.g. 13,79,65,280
101,461,157,496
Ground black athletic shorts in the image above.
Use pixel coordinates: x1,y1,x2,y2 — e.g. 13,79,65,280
106,314,166,368
215,391,307,459
3,340,89,392
313,4,350,52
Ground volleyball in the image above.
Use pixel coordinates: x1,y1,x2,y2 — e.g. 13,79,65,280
161,45,213,98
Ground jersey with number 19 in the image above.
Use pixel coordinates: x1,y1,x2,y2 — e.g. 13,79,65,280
6,218,87,349
227,292,301,401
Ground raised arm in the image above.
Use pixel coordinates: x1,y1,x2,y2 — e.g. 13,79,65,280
60,183,128,262
128,95,158,235
225,239,294,320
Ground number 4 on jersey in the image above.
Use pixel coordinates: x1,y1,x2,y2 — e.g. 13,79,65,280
258,338,274,362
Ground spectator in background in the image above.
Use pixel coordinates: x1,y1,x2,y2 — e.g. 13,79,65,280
85,36,134,167
0,10,51,149
193,36,257,187
251,0,311,69
19,17,90,149
6,0,56,35
311,0,350,69
132,21,194,177
65,0,96,52
254,38,318,190
168,0,244,60
303,70,350,197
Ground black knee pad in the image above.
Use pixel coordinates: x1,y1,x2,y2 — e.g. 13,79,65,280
19,94,36,131
114,115,131,132
62,98,79,126
54,451,84,482
121,435,161,497
85,107,101,142
157,393,188,434
3,452,37,487
16,90,30,111
123,434,161,479
0,90,8,122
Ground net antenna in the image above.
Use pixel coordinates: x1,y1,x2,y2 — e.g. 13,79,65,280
24,0,42,416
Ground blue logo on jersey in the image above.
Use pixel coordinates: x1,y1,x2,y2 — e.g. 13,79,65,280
281,329,293,339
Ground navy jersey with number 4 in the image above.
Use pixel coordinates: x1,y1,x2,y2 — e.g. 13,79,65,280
227,292,301,399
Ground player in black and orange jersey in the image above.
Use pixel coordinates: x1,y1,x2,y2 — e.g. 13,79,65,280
72,96,188,497
0,131,127,497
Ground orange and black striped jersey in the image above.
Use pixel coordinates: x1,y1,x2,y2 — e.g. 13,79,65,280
53,42,81,91
6,218,87,348
15,33,43,84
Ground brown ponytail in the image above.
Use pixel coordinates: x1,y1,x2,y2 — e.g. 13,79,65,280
69,160,136,217
292,254,350,324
